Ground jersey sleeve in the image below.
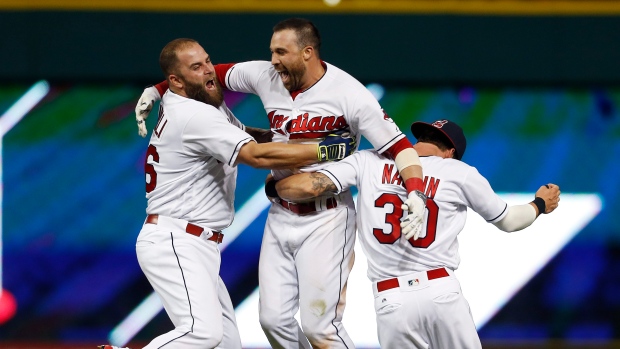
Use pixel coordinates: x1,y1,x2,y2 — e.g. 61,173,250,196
219,102,245,131
349,89,405,154
317,151,364,194
183,105,254,167
223,61,272,95
460,166,509,223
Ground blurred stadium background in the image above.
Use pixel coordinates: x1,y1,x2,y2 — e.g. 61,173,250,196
1,1,620,348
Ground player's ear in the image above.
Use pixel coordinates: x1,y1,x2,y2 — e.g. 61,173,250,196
449,148,456,159
169,74,183,89
302,46,313,61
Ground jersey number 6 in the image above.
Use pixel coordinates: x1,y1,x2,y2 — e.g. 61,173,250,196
145,144,159,193
373,193,438,248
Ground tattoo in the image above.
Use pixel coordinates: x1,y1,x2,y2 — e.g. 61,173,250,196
309,173,337,195
245,127,273,144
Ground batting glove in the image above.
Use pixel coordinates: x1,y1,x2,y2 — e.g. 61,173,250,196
401,190,427,240
317,129,357,162
135,86,161,138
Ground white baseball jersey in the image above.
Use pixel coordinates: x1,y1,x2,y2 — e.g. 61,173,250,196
145,90,253,229
319,150,509,282
222,60,405,179
222,60,403,348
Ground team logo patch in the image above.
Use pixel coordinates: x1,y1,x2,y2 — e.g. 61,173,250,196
408,279,419,286
432,120,448,128
382,109,395,124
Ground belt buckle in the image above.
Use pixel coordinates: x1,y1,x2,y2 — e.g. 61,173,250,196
215,233,224,244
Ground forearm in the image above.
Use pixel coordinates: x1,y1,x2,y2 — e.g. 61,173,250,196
276,172,337,201
390,143,424,194
245,127,273,143
493,204,537,232
399,164,423,183
237,142,318,169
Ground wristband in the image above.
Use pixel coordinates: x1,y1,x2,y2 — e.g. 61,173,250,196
404,177,424,194
265,179,280,199
532,197,546,215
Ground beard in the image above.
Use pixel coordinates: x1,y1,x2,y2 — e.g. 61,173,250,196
281,59,306,92
184,76,224,108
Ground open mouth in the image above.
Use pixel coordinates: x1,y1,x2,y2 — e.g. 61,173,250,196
278,70,290,83
205,79,215,90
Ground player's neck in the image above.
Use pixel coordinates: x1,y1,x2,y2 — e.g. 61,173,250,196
302,60,326,90
169,86,188,98
413,142,446,158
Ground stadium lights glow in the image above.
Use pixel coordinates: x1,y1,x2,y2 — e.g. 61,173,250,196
109,186,272,346
323,0,341,7
235,193,602,347
0,80,50,292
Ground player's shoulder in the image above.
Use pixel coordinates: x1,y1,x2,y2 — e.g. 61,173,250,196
420,156,478,182
323,62,365,89
232,60,274,76
421,156,472,169
164,92,223,120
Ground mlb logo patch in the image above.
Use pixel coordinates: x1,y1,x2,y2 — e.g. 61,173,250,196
408,279,419,286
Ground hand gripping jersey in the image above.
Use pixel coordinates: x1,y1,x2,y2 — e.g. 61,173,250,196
145,90,253,229
319,150,509,282
221,60,405,179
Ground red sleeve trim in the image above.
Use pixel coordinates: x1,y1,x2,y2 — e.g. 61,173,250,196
215,63,236,90
384,137,413,160
154,81,168,97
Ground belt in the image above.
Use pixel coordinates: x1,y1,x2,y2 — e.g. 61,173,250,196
274,197,337,215
146,214,224,244
376,268,450,292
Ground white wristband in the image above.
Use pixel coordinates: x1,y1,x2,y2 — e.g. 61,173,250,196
394,147,422,172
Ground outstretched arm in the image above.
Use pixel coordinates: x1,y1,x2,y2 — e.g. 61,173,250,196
493,184,561,232
235,130,356,169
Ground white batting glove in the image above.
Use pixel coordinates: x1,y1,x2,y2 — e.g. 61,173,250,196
400,190,427,240
135,86,161,138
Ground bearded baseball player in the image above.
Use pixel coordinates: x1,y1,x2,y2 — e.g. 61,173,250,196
134,18,427,349
273,119,561,349
100,38,355,349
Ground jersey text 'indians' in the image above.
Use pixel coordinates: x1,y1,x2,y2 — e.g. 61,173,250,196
268,110,348,137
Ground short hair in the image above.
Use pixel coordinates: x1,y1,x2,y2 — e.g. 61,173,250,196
416,128,456,158
273,18,321,56
159,38,199,77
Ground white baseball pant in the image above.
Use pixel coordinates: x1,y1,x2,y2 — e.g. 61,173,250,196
136,215,241,349
258,193,357,349
373,267,481,349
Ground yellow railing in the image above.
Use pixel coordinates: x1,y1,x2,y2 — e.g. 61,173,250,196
2,0,620,15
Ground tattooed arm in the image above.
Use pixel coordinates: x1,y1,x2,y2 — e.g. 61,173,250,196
275,172,338,202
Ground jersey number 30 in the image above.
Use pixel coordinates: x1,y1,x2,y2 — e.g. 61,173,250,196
373,193,438,248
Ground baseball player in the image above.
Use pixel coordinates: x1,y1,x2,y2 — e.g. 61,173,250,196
99,38,355,349
272,119,561,349
134,18,427,349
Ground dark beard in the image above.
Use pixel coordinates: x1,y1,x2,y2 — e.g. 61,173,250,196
184,78,224,108
284,60,306,92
